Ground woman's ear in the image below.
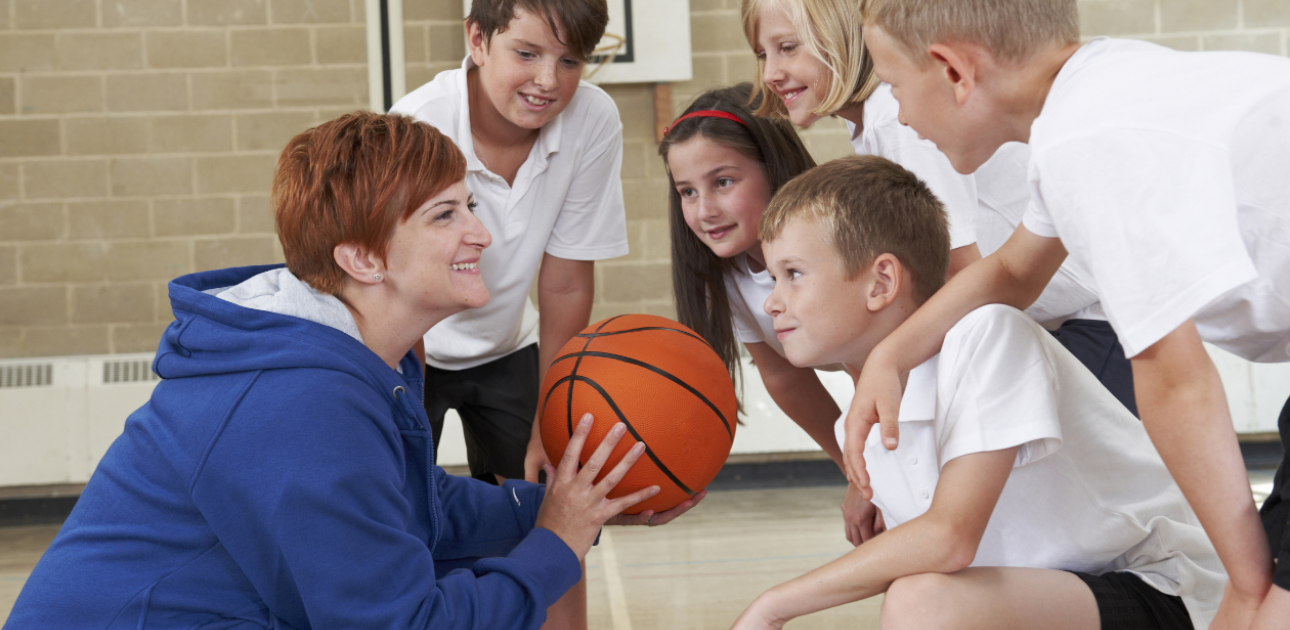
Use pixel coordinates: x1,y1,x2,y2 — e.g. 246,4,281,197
334,243,385,285
866,253,903,311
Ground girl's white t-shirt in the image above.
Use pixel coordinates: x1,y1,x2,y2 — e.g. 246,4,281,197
725,253,782,355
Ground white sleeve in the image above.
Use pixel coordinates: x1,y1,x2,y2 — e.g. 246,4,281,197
545,94,629,261
1029,130,1257,357
875,122,978,249
725,274,767,345
935,306,1064,468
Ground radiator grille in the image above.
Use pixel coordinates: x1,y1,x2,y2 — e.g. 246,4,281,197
0,363,54,388
102,360,160,384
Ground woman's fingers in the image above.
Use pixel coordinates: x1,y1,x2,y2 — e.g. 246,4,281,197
608,484,660,514
594,439,646,492
557,413,595,480
579,422,628,481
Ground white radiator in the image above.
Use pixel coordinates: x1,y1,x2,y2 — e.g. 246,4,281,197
0,345,1286,489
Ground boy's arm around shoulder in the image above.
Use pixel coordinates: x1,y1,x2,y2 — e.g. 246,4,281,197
737,446,1019,627
192,369,577,630
844,224,1066,494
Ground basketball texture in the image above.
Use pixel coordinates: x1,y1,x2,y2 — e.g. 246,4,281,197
540,314,737,514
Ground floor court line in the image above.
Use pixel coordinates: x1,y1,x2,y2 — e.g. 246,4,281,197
598,529,634,630
622,551,841,568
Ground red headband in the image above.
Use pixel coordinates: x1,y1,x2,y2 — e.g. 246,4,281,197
664,110,747,137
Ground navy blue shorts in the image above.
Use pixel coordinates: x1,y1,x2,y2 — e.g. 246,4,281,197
1049,319,1138,417
1068,571,1193,629
423,344,540,484
1260,393,1290,590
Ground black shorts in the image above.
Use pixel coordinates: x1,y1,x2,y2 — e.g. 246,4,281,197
1049,319,1138,417
423,344,539,484
1068,571,1193,629
1259,392,1290,590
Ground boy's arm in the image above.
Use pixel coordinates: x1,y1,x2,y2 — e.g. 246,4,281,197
733,446,1019,629
526,253,596,482
947,243,982,279
1133,320,1272,624
843,225,1066,496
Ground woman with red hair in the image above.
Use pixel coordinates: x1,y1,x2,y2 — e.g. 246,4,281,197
7,112,700,630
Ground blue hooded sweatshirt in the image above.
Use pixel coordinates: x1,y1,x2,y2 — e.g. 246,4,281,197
5,265,581,629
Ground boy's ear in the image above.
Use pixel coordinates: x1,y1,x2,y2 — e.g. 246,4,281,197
465,19,490,67
334,243,385,286
926,42,978,106
866,253,903,312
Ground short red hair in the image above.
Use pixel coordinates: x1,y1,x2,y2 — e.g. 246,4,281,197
273,112,467,294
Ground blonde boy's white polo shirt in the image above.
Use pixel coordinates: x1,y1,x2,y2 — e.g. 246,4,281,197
837,305,1225,627
391,58,628,370
1022,38,1290,360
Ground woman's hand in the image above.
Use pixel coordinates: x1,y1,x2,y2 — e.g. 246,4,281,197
730,593,788,630
607,491,707,527
843,347,906,500
534,414,659,560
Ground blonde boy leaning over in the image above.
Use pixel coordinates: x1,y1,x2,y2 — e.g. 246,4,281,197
731,155,1224,630
843,1,1290,627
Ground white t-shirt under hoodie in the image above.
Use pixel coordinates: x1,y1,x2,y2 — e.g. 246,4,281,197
838,305,1226,627
1022,38,1290,360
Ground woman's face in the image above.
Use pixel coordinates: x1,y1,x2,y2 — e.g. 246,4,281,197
668,135,772,262
756,3,830,127
382,180,492,317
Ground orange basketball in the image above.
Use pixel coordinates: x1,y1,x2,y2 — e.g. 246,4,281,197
540,314,737,514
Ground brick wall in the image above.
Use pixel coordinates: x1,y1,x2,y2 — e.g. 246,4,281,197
0,0,369,357
3,0,1289,359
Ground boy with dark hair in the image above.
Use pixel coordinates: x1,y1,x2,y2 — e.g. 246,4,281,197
846,1,1290,625
390,2,626,627
731,155,1224,630
392,0,624,487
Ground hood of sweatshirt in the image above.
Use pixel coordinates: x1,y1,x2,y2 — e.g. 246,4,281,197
154,264,419,390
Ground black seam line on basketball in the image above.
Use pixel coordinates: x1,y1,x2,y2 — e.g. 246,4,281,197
553,374,697,497
554,350,733,441
575,326,711,348
566,315,628,438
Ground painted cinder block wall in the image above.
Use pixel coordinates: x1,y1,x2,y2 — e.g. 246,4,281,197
1,0,1288,359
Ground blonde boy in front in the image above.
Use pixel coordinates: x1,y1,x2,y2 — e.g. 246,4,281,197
843,1,1290,626
731,155,1223,630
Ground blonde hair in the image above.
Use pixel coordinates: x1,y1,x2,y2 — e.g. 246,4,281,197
760,155,949,303
861,0,1079,65
742,0,881,119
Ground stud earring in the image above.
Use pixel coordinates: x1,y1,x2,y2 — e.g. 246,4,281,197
373,273,383,282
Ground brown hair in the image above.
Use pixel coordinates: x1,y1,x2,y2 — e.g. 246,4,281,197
273,112,466,295
742,0,881,119
468,0,609,61
861,0,1079,66
659,83,816,389
761,154,949,303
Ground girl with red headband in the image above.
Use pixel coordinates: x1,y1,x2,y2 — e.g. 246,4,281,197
659,84,883,543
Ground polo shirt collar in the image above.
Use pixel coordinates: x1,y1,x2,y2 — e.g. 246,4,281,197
453,56,563,175
897,354,939,423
